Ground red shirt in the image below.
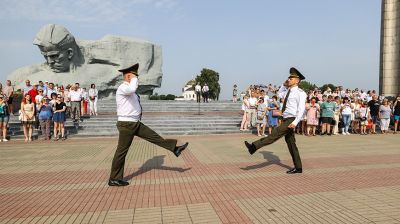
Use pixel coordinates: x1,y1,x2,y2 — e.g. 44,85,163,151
28,89,38,103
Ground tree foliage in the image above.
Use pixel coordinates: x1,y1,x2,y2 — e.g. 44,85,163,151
299,81,318,92
298,81,337,93
149,94,176,100
194,68,221,100
320,84,336,93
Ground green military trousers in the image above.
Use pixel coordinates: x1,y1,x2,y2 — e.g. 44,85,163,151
110,121,177,180
252,117,302,169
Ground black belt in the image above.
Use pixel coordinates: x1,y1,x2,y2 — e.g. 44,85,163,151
282,117,295,121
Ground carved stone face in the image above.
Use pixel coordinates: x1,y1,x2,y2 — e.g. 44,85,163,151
40,48,73,73
34,24,77,73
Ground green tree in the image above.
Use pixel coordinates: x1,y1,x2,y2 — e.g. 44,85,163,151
320,84,336,93
149,93,176,100
299,81,317,92
165,94,176,100
194,68,221,100
149,95,159,100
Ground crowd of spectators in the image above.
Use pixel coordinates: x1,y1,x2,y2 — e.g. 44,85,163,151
238,84,400,136
0,80,99,142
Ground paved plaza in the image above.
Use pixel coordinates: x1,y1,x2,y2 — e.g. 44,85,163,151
0,133,399,224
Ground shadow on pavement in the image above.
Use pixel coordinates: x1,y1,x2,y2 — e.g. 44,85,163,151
125,155,191,180
241,151,292,170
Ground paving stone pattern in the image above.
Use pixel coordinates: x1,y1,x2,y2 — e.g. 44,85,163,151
0,133,399,223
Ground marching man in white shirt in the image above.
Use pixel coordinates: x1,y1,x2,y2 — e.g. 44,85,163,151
244,67,307,174
109,63,189,187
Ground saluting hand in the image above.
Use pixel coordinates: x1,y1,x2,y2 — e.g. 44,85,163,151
283,80,289,87
131,73,138,79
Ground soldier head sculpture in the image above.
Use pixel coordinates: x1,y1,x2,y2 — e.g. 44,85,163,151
33,24,83,73
8,24,163,98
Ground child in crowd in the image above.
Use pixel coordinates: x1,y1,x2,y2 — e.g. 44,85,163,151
358,101,369,135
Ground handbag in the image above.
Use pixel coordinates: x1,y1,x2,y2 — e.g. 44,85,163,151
359,108,368,121
18,110,23,121
272,109,282,117
0,104,5,116
338,119,344,129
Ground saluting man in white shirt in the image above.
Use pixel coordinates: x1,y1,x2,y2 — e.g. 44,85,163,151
109,63,189,187
245,67,307,174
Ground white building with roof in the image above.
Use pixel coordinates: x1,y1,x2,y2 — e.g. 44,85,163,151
178,79,196,101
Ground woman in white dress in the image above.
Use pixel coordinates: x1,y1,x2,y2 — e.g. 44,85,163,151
88,84,99,116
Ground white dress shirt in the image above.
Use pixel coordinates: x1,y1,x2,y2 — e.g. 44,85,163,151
69,90,82,101
278,85,307,126
195,85,201,92
116,78,141,122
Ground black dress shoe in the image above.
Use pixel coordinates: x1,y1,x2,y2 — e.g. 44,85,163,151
286,168,302,174
244,141,257,155
174,142,189,157
108,179,129,186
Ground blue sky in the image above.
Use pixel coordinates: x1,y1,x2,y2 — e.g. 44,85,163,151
0,0,381,99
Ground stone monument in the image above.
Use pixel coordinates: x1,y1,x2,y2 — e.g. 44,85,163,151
7,24,163,97
380,0,400,96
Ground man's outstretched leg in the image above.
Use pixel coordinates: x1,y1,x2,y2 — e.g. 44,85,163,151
244,118,293,155
136,122,189,157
